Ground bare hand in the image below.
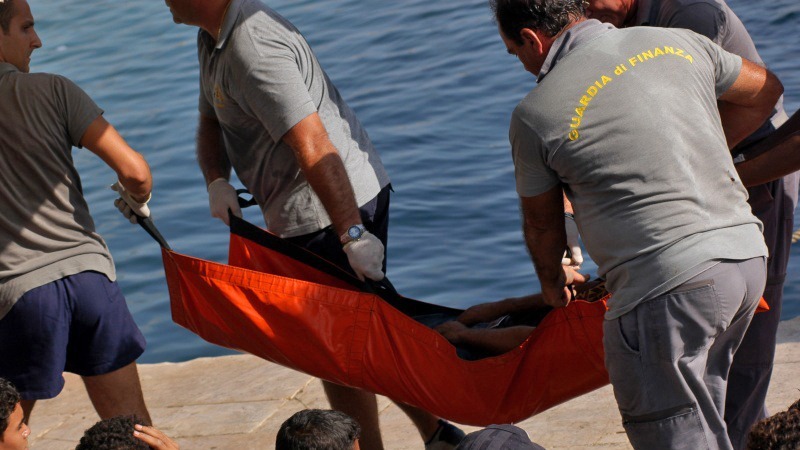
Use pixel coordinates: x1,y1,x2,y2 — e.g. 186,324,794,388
541,266,589,308
435,321,468,345
134,424,180,450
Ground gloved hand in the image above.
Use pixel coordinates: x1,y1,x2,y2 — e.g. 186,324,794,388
207,178,242,226
562,213,584,268
111,181,151,224
343,231,385,281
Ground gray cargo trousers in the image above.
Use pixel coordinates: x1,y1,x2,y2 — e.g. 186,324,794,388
725,171,799,450
604,257,766,450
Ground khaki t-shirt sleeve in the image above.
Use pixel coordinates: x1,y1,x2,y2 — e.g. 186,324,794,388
54,76,103,148
510,111,561,198
238,35,317,142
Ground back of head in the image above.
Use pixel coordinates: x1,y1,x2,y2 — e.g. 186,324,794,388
0,0,15,34
75,415,148,450
489,0,585,43
275,409,360,450
457,424,545,450
0,378,20,441
746,400,800,450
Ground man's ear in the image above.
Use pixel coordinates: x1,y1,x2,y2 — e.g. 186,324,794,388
519,27,545,55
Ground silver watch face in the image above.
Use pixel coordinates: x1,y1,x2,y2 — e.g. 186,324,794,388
348,225,363,240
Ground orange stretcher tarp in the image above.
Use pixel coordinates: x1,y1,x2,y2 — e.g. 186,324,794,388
160,216,611,425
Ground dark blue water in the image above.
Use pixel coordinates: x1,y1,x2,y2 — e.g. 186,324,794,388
30,0,799,363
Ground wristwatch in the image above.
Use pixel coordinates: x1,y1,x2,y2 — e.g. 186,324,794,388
340,224,366,245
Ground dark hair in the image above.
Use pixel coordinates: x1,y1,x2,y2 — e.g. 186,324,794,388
0,378,21,442
489,0,586,43
75,415,149,450
0,0,15,34
746,399,800,450
276,409,361,450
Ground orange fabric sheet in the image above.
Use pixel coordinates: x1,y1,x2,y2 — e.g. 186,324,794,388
162,218,610,425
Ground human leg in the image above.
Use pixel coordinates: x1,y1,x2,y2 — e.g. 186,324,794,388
82,362,151,425
322,381,384,450
726,173,798,449
604,259,764,450
62,272,150,423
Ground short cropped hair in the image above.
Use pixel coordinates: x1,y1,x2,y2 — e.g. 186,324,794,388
276,409,361,450
0,0,16,34
746,398,800,450
75,415,149,450
0,378,21,442
489,0,586,43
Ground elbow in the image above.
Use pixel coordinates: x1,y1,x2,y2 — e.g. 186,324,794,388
765,70,784,106
119,154,153,197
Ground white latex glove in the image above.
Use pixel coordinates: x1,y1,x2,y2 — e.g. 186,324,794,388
343,231,385,281
207,178,242,226
562,214,584,268
111,181,151,224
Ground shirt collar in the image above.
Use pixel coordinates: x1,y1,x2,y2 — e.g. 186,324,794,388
215,0,243,50
0,62,19,76
633,0,655,26
537,19,615,82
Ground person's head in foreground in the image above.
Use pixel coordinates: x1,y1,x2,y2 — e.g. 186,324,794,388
746,398,800,450
276,409,361,450
0,378,29,450
456,424,545,450
76,415,178,450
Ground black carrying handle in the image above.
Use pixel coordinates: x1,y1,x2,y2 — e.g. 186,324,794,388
136,214,171,251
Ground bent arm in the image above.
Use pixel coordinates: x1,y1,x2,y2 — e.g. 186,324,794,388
737,131,800,186
521,185,570,307
196,113,231,185
282,113,361,236
80,116,152,201
718,59,784,149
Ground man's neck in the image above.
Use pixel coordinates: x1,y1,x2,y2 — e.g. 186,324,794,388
201,0,234,42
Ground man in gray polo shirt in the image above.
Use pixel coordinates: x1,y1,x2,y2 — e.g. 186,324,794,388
162,1,464,448
489,0,782,448
0,0,153,426
583,0,798,444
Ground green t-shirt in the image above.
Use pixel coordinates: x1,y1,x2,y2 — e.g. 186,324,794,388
510,21,767,319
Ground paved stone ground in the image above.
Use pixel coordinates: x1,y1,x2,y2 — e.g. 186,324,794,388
28,317,800,449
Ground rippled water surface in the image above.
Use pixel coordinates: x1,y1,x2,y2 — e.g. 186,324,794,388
29,0,800,362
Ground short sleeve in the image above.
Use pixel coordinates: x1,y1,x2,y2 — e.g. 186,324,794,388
510,111,561,198
685,31,743,97
666,3,726,44
238,33,317,142
53,76,103,148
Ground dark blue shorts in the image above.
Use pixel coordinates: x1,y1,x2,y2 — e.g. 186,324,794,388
0,271,146,400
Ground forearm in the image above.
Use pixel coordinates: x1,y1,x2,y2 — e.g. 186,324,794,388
284,114,361,236
80,116,152,201
196,114,231,185
719,101,775,149
737,131,800,186
523,215,566,291
454,326,535,355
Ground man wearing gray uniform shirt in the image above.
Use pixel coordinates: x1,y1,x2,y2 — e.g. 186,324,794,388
490,0,783,448
162,0,464,448
584,1,799,447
